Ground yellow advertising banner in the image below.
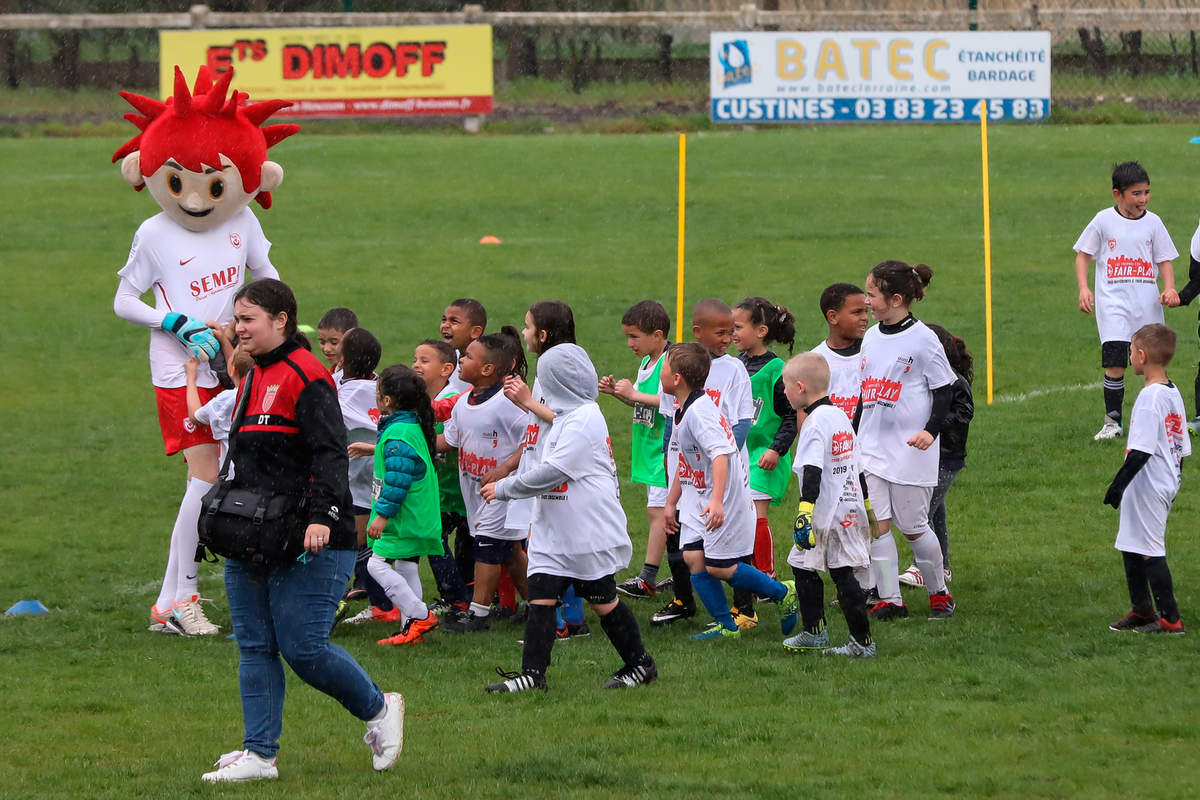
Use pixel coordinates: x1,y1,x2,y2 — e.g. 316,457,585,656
160,25,493,117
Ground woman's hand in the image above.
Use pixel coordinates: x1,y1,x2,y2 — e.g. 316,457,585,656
304,523,331,553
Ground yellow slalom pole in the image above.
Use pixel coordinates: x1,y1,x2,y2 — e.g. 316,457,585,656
676,133,687,343
980,102,994,404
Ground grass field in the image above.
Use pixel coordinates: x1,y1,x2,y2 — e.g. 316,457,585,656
3,124,1200,799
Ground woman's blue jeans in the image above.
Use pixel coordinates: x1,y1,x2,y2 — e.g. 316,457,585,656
225,548,384,758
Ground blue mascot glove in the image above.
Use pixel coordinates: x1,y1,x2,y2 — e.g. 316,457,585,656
162,312,219,361
793,500,815,550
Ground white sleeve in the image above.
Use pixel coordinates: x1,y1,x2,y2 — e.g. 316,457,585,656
792,422,824,474
113,278,165,329
1152,216,1179,263
443,407,461,449
194,401,214,427
544,416,594,481
244,212,278,280
1125,400,1157,455
1073,218,1101,256
733,372,754,423
696,411,738,460
923,332,956,391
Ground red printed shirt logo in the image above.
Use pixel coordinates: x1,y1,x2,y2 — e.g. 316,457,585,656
1107,238,1117,251
262,384,280,412
523,424,539,449
678,456,707,490
189,265,240,299
830,394,857,418
230,232,242,248
459,451,498,477
831,431,854,457
368,408,380,425
1105,256,1155,280
1166,412,1185,438
861,376,902,404
705,388,723,405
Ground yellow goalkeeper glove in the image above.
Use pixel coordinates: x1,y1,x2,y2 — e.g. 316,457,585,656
793,500,815,550
864,498,883,539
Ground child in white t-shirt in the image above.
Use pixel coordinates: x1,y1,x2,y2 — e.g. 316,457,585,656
1074,161,1178,441
661,343,797,640
1169,218,1200,431
439,326,530,633
440,298,487,395
653,299,757,629
812,283,870,420
779,352,875,657
483,344,657,692
317,307,358,385
859,260,957,622
1104,324,1190,634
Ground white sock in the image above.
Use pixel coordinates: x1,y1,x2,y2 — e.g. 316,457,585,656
870,533,902,605
853,565,875,593
469,602,491,618
172,478,213,605
908,530,947,594
156,477,211,609
367,555,428,623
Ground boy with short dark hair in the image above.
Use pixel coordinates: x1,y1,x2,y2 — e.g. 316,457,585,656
317,306,359,384
441,298,487,394
660,343,797,640
599,300,672,598
812,283,870,420
1074,161,1178,441
1104,323,1190,634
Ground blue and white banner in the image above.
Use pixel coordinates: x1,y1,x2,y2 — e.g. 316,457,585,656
710,31,1051,123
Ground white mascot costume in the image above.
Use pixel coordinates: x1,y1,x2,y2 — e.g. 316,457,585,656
112,66,299,635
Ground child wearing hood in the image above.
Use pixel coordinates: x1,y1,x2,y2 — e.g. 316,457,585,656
481,344,658,693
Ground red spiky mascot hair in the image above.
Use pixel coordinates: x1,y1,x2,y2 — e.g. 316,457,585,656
113,65,299,209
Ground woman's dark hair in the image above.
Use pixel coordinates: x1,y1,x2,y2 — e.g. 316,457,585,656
477,325,527,381
234,278,297,338
376,364,436,457
528,300,576,354
341,327,382,381
735,296,796,354
1112,161,1149,192
318,307,359,333
926,323,974,386
869,260,933,306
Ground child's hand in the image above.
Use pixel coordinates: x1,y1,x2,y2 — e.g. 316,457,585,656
367,515,386,539
907,430,935,450
184,358,198,378
701,497,724,531
613,379,636,401
598,375,616,395
663,504,679,533
1161,289,1181,307
757,449,780,471
1078,287,1094,314
503,375,533,408
480,482,497,503
206,320,228,344
348,442,376,459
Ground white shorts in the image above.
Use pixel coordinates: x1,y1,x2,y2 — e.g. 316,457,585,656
749,489,773,503
679,521,753,563
786,524,870,572
864,473,933,536
646,484,668,508
1115,489,1171,557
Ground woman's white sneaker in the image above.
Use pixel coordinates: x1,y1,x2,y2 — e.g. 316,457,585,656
201,749,278,782
363,692,404,771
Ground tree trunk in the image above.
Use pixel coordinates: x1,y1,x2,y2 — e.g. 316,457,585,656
1078,27,1107,77
51,31,82,90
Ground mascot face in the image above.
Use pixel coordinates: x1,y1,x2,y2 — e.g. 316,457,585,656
143,154,255,232
113,66,299,233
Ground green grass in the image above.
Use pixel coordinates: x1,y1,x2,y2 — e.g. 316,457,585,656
3,126,1200,799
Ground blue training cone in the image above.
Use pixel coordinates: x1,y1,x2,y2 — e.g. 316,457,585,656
5,600,50,616
1191,137,1200,144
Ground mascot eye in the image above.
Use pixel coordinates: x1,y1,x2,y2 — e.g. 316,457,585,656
168,174,183,195
209,179,224,200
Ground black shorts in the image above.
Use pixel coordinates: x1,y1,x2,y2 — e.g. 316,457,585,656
528,572,618,605
352,504,371,517
680,540,747,569
472,535,524,565
1102,340,1131,369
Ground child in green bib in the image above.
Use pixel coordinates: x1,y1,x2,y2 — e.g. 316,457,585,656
366,364,445,646
599,300,672,598
733,297,799,580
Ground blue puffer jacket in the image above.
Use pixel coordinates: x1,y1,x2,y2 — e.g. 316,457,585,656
373,410,428,520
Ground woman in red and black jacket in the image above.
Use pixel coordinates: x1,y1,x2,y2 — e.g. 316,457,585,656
201,279,402,783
